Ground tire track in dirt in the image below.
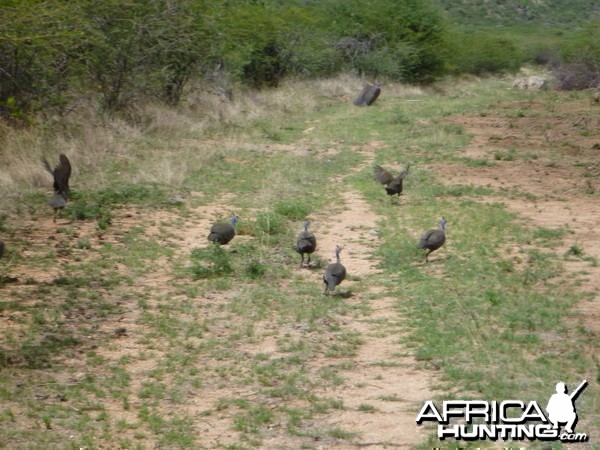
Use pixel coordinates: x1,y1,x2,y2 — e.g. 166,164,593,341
303,148,437,448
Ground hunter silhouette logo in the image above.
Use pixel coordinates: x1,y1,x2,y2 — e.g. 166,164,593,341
546,380,586,434
416,380,589,443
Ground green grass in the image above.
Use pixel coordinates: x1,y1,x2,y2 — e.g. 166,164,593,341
1,76,598,449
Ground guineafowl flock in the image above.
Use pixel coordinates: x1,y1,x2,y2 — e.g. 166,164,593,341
2,84,447,297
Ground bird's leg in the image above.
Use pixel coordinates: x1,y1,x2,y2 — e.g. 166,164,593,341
307,255,311,267
300,254,305,267
53,209,58,223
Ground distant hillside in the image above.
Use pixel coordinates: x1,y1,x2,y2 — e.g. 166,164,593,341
434,0,600,26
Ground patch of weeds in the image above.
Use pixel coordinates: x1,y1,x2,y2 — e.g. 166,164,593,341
494,148,518,161
66,201,112,230
497,259,515,273
533,227,566,243
522,250,562,285
565,245,584,257
318,367,345,386
458,158,498,167
440,184,493,197
18,333,80,369
245,258,268,279
357,403,377,413
584,256,598,267
76,239,91,250
326,427,355,440
274,199,313,220
443,123,465,135
190,246,232,279
254,211,286,236
378,394,402,402
387,112,412,125
233,404,274,433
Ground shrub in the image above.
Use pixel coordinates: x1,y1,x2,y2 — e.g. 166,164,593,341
445,31,524,75
553,25,600,90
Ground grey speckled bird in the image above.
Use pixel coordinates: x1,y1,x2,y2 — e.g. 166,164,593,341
42,154,71,199
296,220,317,267
208,215,238,245
47,193,68,223
323,245,346,295
418,218,447,262
42,154,72,222
374,163,410,198
354,82,381,107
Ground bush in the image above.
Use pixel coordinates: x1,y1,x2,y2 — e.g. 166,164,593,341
445,31,524,75
354,42,421,81
553,25,600,90
242,41,286,89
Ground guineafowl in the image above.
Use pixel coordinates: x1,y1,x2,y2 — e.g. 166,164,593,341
296,220,317,267
366,82,381,106
42,154,71,199
323,245,346,295
374,163,410,198
42,154,71,222
418,218,447,262
354,82,381,106
208,215,238,245
47,193,68,223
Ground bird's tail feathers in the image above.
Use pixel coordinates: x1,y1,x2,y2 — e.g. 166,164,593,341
41,157,53,175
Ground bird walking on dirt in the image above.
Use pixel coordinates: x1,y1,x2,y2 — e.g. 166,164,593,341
374,163,410,199
42,154,72,222
323,245,346,295
296,220,317,267
418,218,447,262
208,215,238,245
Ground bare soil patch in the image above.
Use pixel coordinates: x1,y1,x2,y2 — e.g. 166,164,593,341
436,95,600,338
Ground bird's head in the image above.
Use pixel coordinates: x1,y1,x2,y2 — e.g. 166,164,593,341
440,217,447,230
303,220,310,230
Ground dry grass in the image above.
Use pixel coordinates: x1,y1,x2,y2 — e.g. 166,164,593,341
0,74,418,219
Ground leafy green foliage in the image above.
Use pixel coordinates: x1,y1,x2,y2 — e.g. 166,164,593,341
273,199,313,221
444,31,524,75
190,246,233,279
554,24,600,89
435,0,600,26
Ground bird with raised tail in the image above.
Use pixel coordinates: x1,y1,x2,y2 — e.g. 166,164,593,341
208,215,238,245
42,154,72,222
296,220,317,267
374,163,410,198
418,218,447,262
323,245,346,295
